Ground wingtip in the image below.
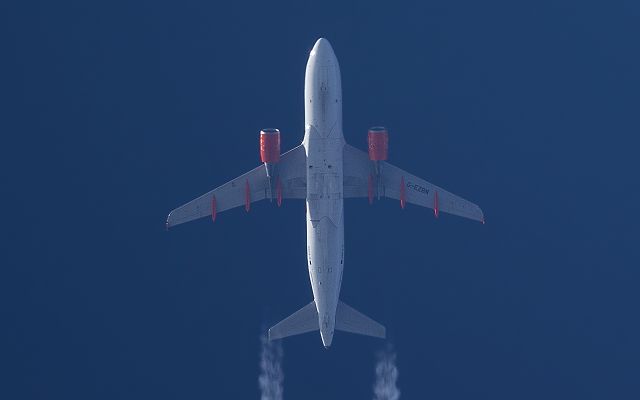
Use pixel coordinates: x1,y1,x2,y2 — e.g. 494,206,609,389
476,205,485,225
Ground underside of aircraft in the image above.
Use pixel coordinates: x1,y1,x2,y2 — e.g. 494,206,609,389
167,38,483,347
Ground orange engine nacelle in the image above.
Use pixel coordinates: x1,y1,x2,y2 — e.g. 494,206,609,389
368,126,388,161
260,128,281,163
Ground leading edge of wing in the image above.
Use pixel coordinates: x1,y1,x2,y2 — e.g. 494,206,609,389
166,144,307,229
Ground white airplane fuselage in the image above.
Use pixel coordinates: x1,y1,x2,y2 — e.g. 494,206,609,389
302,39,345,348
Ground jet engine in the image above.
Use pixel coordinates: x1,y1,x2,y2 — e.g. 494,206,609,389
259,128,283,206
366,127,389,204
260,128,281,164
367,126,388,161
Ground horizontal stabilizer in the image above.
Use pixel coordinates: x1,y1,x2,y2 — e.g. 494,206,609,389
335,301,386,339
269,301,319,341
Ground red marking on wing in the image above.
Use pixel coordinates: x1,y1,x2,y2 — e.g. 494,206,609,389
400,176,406,209
245,180,251,212
276,177,282,207
368,174,374,205
211,195,217,222
434,191,439,218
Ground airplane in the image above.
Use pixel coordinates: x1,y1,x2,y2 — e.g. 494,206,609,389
166,38,484,348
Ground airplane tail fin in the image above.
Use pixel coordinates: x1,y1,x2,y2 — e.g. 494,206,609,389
268,300,386,341
335,301,386,339
269,301,318,341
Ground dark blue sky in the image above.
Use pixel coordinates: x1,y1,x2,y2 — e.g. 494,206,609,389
2,0,639,398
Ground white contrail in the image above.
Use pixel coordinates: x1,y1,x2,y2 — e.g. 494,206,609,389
373,345,400,400
258,333,284,400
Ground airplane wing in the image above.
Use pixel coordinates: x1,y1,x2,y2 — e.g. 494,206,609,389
166,144,307,228
343,144,484,222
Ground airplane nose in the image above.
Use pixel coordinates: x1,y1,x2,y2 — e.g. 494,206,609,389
311,38,335,59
